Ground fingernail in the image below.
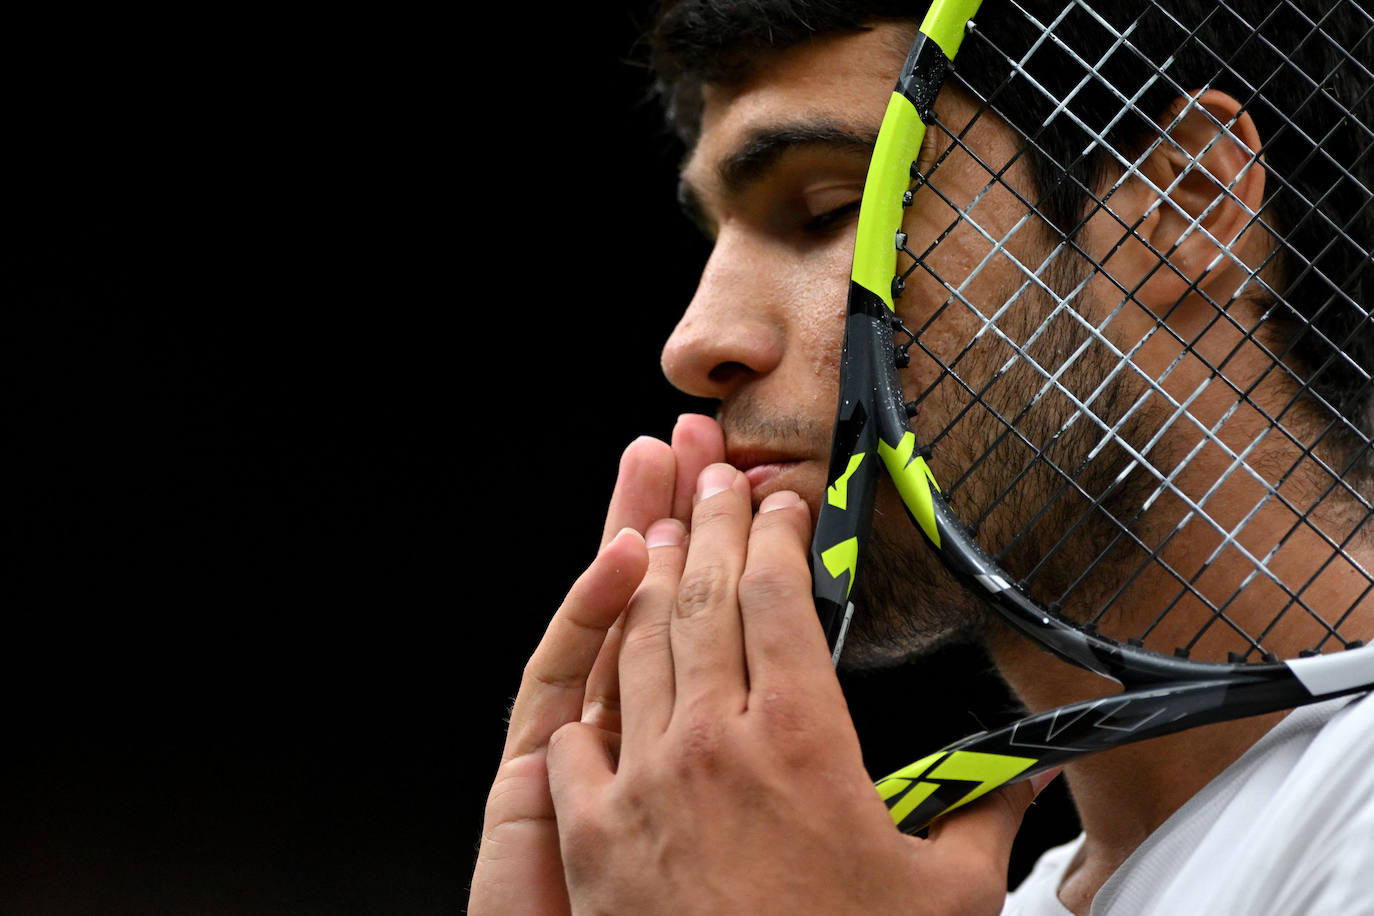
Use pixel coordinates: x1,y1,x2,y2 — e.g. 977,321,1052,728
1029,767,1062,797
645,518,686,549
602,527,643,552
697,464,737,501
759,490,802,513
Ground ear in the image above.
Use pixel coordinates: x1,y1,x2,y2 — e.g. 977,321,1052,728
1117,89,1268,314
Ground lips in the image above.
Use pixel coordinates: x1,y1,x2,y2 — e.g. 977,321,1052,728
742,461,803,491
726,446,805,493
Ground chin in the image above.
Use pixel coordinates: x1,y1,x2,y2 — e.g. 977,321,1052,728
834,528,991,672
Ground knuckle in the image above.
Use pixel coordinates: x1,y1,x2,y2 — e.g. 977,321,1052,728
521,658,579,692
762,690,806,731
752,689,820,757
675,564,732,619
619,618,672,655
673,712,727,774
691,495,739,529
737,563,804,609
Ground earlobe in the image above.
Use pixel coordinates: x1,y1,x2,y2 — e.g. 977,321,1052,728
1132,89,1268,308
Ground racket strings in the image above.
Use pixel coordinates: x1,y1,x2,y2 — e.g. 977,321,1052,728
917,28,1279,506
901,181,1260,644
1121,4,1374,647
894,0,1374,658
1038,42,1374,650
991,0,1373,433
1122,0,1374,639
1157,0,1374,433
902,115,1230,557
914,90,1284,565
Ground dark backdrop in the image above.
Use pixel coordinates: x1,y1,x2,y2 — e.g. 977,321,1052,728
7,8,1075,914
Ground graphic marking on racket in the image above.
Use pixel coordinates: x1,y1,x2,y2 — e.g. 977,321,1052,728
808,0,1374,832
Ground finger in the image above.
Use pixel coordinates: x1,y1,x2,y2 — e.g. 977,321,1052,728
924,769,1062,877
547,720,617,806
601,436,676,548
619,517,689,747
581,437,673,746
581,614,624,733
503,528,648,763
738,490,834,695
584,421,718,740
670,464,752,713
670,414,725,522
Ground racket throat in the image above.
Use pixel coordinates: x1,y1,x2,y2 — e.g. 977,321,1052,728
832,601,855,666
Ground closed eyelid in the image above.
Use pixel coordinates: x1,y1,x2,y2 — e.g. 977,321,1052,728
800,181,863,219
678,122,878,234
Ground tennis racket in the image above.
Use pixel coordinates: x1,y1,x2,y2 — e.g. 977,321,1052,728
809,0,1374,833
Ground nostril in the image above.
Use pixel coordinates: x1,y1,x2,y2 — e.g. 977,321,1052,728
708,361,754,385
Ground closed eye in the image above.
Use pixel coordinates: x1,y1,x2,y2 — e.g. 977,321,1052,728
803,199,861,234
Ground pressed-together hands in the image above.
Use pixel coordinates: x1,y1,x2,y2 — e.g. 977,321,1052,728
470,415,1052,914
470,415,725,914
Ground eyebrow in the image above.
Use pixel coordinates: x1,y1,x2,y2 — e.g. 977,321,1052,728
677,123,878,233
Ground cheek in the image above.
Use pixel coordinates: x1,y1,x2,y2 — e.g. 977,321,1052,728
895,234,991,400
779,243,854,391
893,204,1000,390
802,290,848,379
895,118,1050,377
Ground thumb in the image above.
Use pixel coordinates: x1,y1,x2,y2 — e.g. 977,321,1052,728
923,768,1062,876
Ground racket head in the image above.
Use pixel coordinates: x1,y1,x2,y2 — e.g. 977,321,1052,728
805,0,1374,827
817,0,1374,668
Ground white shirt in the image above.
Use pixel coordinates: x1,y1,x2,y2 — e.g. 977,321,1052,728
1003,690,1374,916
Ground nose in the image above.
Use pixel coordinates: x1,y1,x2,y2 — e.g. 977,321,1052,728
661,227,785,400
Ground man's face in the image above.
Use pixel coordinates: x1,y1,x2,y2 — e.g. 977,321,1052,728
663,22,1082,663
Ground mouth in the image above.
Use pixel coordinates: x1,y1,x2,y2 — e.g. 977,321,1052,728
725,446,807,495
742,461,804,492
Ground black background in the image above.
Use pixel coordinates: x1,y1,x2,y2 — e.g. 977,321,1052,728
8,8,1075,913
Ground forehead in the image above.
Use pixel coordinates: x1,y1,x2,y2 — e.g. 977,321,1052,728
682,22,916,189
